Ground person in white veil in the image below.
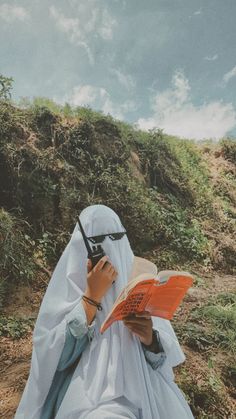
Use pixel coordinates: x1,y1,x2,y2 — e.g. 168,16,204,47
14,204,194,419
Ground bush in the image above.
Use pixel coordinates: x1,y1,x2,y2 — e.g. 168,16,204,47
0,209,36,308
220,138,236,164
0,315,35,338
175,292,236,353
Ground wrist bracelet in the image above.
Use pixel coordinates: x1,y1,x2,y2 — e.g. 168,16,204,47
143,329,161,353
82,295,103,311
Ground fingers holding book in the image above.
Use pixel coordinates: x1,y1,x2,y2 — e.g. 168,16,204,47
100,267,193,334
134,311,151,319
123,312,153,346
123,311,151,320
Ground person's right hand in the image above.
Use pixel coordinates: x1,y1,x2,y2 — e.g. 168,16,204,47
84,256,118,302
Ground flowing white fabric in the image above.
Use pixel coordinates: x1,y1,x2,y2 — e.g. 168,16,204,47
14,204,194,419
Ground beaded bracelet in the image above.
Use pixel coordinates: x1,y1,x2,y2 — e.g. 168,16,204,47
82,295,103,311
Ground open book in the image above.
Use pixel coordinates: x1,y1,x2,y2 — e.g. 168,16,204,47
100,256,193,334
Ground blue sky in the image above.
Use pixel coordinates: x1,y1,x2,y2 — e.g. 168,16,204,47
1,0,236,140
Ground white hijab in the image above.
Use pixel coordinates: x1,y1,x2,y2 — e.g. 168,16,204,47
15,204,186,419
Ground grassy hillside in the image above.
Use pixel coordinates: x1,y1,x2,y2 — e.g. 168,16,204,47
0,97,235,418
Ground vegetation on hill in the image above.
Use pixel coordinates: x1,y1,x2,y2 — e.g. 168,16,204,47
1,96,235,300
0,76,235,418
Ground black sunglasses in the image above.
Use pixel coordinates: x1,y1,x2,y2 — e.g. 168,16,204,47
87,229,127,244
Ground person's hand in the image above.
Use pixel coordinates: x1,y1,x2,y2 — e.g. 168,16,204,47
87,258,93,273
84,256,118,302
123,311,153,346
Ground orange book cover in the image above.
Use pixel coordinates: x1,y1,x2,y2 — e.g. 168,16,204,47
100,257,193,334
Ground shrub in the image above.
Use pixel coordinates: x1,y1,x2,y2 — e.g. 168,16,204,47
0,209,36,308
220,138,236,164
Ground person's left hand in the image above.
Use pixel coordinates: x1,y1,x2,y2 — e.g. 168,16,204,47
123,311,153,346
87,258,93,272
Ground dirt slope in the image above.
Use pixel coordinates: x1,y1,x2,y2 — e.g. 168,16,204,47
0,269,235,419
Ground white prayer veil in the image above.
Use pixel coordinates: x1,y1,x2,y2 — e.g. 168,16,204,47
14,204,186,419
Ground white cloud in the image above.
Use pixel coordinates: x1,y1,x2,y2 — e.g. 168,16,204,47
204,54,218,61
0,4,30,23
101,93,124,120
50,6,94,65
189,8,202,19
98,9,117,40
114,0,126,9
110,68,136,90
194,8,202,16
137,70,236,140
68,85,99,106
101,95,136,119
119,100,137,113
59,84,137,120
50,3,117,65
223,65,236,84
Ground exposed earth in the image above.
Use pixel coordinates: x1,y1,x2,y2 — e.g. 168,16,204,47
0,268,235,419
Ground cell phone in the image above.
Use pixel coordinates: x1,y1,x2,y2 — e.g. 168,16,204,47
77,217,111,269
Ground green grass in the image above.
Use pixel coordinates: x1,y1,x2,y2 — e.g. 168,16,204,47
0,315,35,339
0,209,37,308
220,138,236,164
0,97,236,308
175,292,236,354
177,366,232,419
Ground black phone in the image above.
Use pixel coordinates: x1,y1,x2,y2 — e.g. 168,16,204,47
77,217,110,269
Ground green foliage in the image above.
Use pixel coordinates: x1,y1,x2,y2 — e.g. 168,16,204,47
35,231,59,266
0,74,14,100
18,98,107,122
1,91,236,418
0,315,35,338
0,209,36,308
198,305,236,335
75,106,106,122
132,130,213,216
175,289,236,418
220,138,236,164
175,292,236,353
18,96,63,115
31,97,62,114
214,292,236,305
0,95,236,297
177,366,231,419
0,100,27,142
223,365,236,388
160,201,210,261
63,102,74,118
213,163,236,224
134,130,195,204
28,104,59,145
169,137,214,217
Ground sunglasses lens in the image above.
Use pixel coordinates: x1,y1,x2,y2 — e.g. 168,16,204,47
109,232,126,241
88,235,106,244
87,231,126,243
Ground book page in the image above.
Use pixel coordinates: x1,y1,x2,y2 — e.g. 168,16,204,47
110,256,158,312
128,256,157,281
111,273,158,312
100,274,194,333
157,270,194,283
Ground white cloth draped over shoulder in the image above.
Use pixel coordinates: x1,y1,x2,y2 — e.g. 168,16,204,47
14,204,194,419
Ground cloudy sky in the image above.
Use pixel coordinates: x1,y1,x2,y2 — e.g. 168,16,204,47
1,0,236,140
